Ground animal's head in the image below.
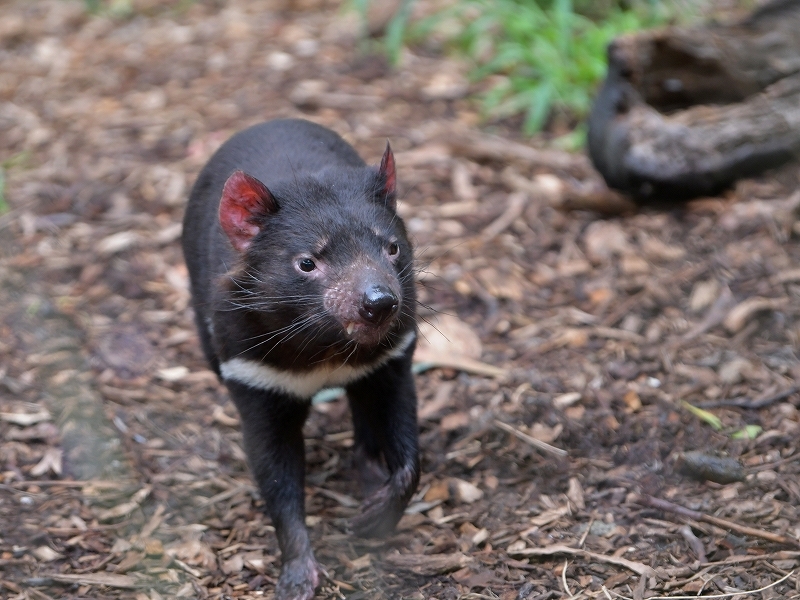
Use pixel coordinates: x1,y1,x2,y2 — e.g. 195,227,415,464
218,144,414,350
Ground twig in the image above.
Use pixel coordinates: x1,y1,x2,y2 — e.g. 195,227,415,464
9,480,137,488
601,264,708,327
561,559,575,599
678,524,707,563
446,130,592,176
197,484,250,507
578,516,594,547
681,285,735,342
508,544,656,578
73,552,116,574
698,385,800,409
481,192,527,241
638,495,800,548
0,558,35,567
26,587,56,600
494,420,568,457
460,271,500,328
604,570,794,600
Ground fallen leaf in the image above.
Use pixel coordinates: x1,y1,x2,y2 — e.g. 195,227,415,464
30,447,63,476
33,546,63,562
415,314,482,360
415,315,505,377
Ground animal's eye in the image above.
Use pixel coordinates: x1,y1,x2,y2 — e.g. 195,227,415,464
298,258,316,272
388,242,399,256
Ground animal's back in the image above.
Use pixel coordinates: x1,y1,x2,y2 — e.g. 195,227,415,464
184,119,365,247
200,119,365,188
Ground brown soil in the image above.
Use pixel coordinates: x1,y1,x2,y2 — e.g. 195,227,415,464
0,1,799,599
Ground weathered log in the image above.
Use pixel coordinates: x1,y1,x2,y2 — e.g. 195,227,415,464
588,0,800,201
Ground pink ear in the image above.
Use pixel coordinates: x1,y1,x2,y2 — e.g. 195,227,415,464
379,141,397,210
219,170,277,253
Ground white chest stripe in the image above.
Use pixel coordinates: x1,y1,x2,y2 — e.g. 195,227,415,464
219,330,416,399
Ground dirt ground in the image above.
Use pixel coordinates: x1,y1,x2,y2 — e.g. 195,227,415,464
1,1,799,599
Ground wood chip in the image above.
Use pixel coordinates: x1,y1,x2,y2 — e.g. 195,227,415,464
383,552,473,575
43,573,139,589
723,296,789,333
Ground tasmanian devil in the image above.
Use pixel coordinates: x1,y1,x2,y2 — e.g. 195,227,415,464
181,118,419,600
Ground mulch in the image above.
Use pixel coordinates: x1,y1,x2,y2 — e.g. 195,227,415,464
0,1,799,599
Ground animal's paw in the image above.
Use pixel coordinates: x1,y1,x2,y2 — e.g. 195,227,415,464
350,464,418,539
350,483,402,538
354,448,390,498
275,554,321,600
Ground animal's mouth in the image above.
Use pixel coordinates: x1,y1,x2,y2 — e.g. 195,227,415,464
342,319,393,347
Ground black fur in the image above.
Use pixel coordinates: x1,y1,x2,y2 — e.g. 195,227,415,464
182,119,419,600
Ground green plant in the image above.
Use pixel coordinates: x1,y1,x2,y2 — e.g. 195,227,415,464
682,401,723,430
442,0,664,133
353,0,417,65
0,167,8,215
82,0,133,16
0,150,32,215
81,0,198,18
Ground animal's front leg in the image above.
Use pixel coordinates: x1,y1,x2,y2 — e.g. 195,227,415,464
226,381,320,600
346,351,420,538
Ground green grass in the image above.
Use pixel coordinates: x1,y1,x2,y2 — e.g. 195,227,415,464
352,0,417,65
81,0,199,18
82,0,133,17
0,167,8,215
433,0,669,134
361,0,672,135
0,151,32,215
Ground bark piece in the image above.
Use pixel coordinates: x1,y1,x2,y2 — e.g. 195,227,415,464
588,0,800,201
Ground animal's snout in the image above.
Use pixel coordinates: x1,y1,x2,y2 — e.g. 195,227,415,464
359,284,399,325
